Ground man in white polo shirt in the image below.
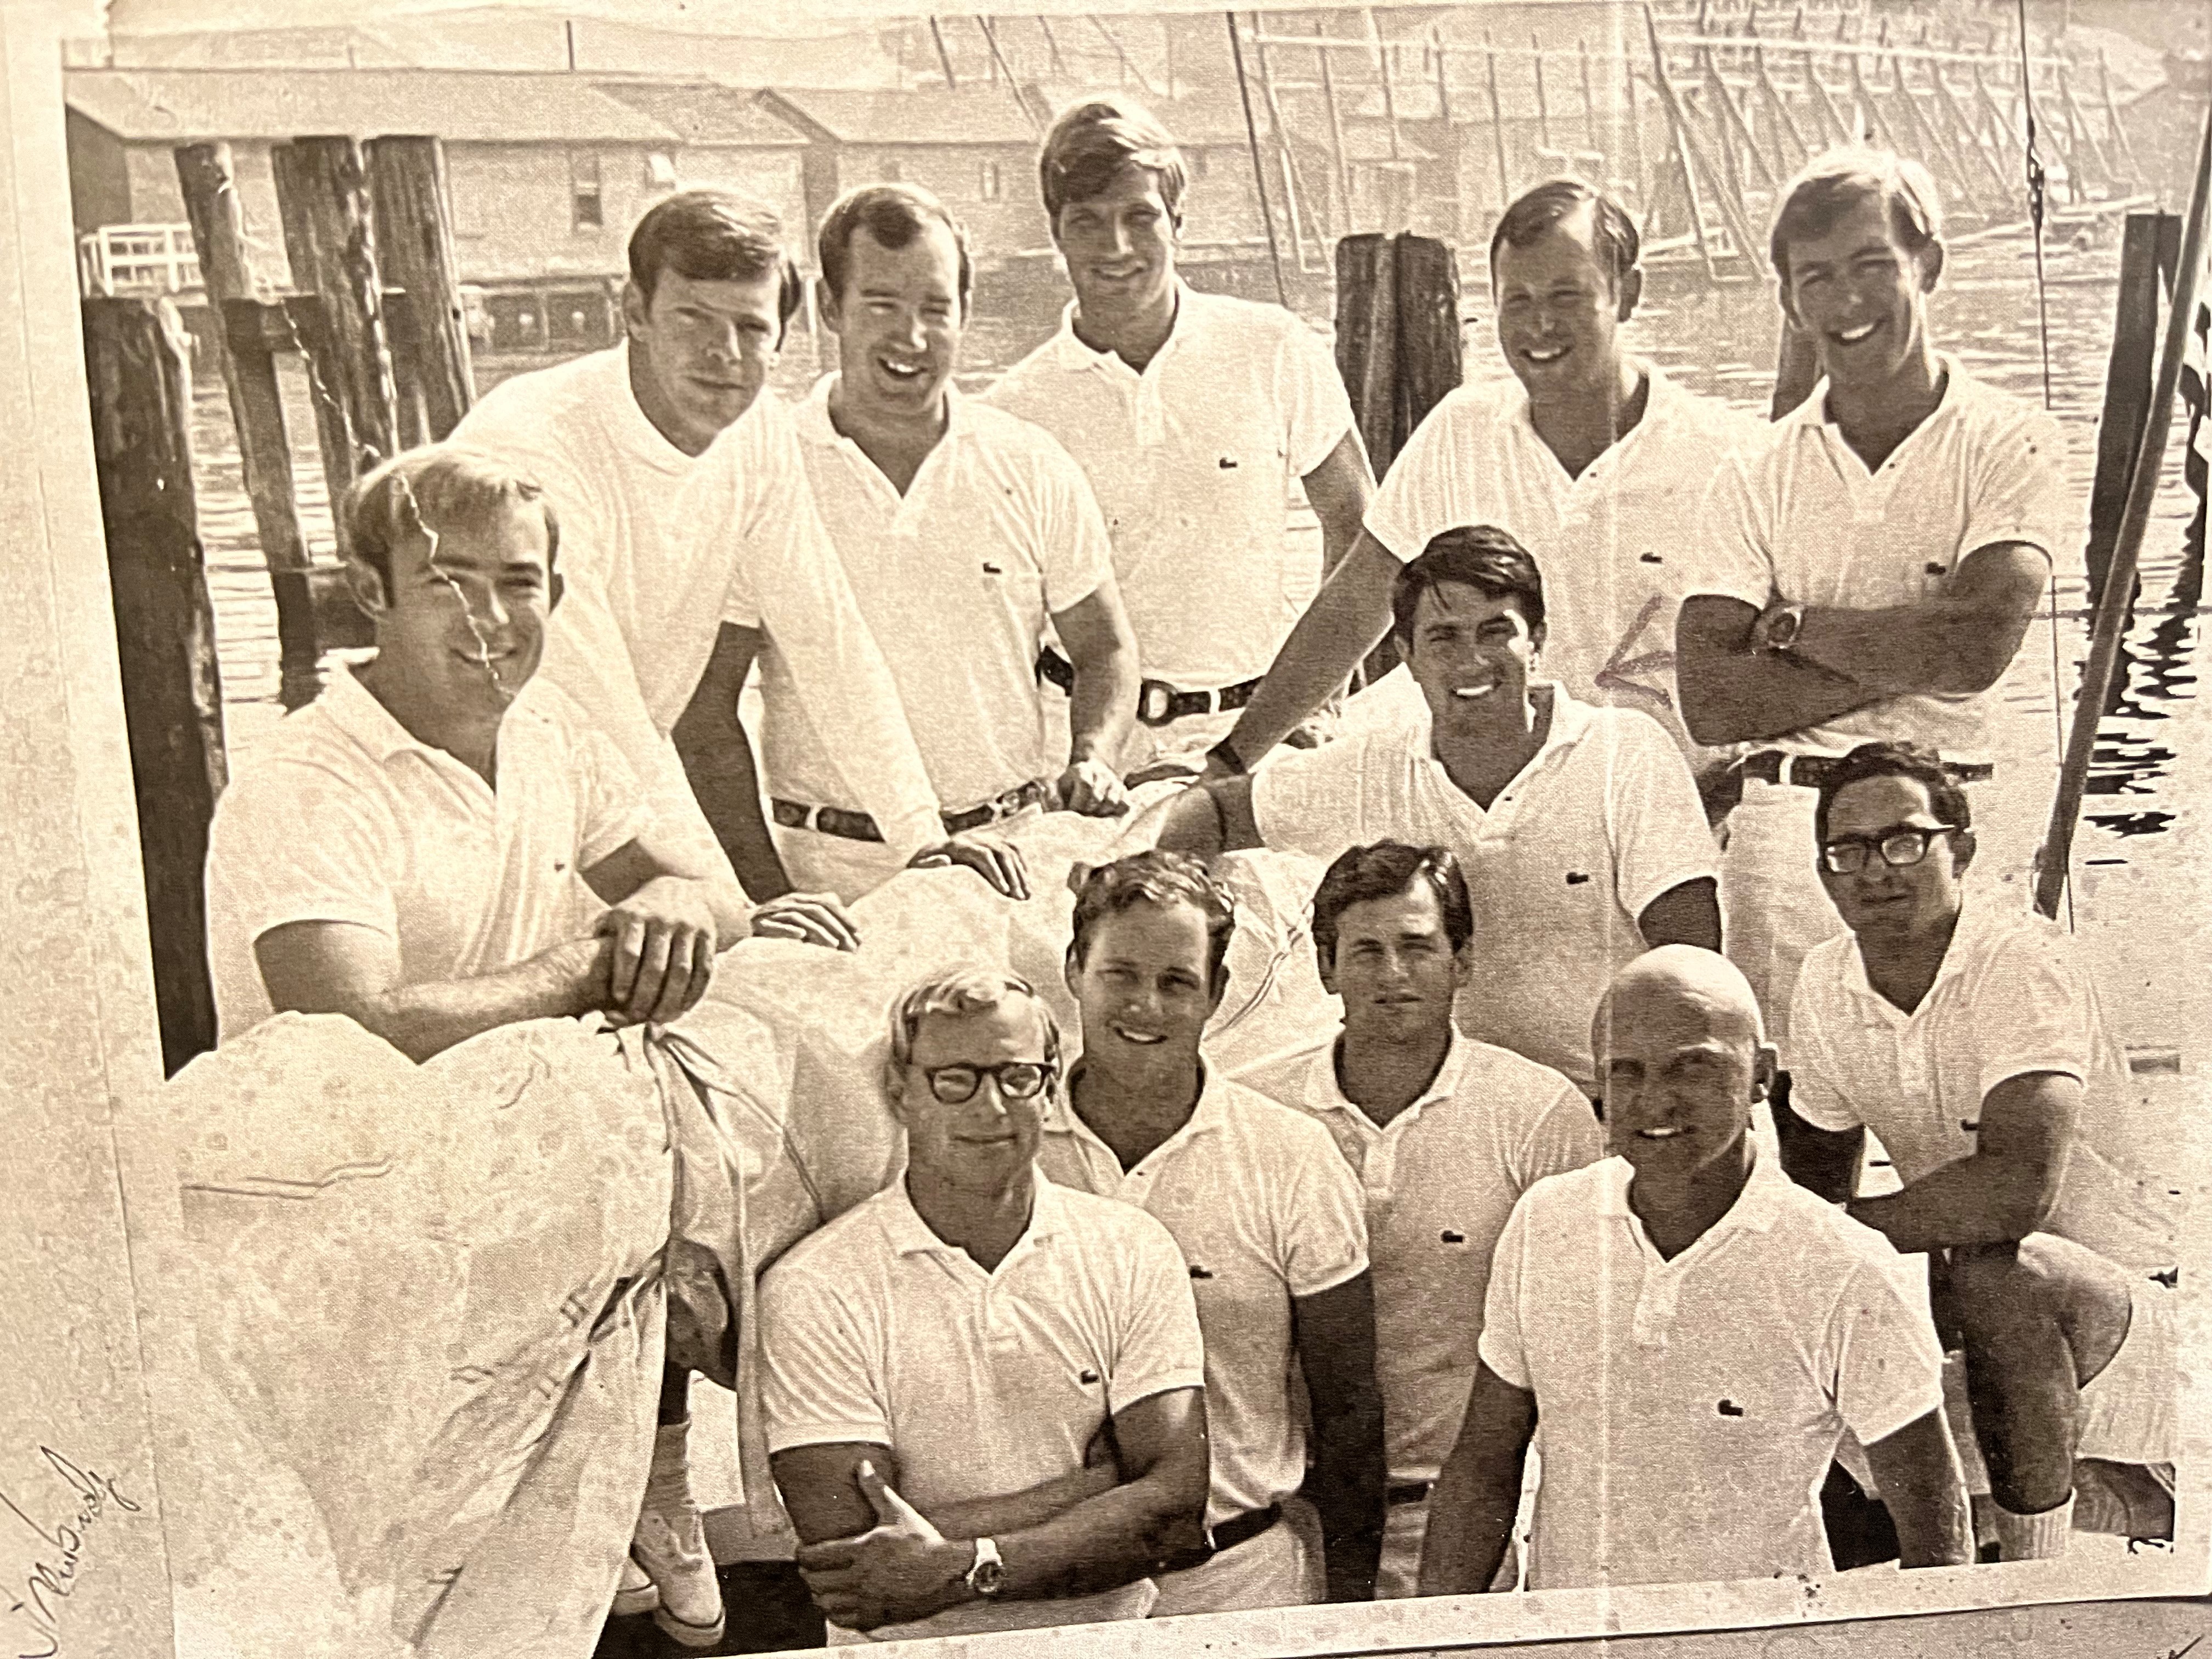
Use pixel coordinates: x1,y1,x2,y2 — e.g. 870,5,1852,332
984,93,1374,776
761,967,1210,1642
1674,148,2076,1049
1137,528,1721,1094
1237,841,1605,1597
1219,178,1763,768
1420,946,1971,1593
1040,851,1383,1612
768,182,1141,900
1781,743,2177,1559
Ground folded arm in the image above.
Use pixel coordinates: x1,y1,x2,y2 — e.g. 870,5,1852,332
1785,543,2050,698
1846,1071,2079,1255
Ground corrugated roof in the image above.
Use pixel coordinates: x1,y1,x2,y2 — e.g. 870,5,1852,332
63,67,682,144
758,86,1039,146
595,81,809,145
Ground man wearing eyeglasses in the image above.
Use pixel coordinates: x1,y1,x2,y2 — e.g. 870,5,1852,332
1779,743,2178,1562
760,967,1211,1641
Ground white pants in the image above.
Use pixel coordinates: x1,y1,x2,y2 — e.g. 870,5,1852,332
770,820,910,907
1148,1502,1319,1618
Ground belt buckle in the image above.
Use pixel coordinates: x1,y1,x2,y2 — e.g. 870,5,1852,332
1139,681,1174,726
1775,754,1798,789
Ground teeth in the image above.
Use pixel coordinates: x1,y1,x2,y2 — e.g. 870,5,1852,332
1525,346,1566,362
880,358,923,377
1639,1126,1685,1139
1452,684,1496,699
1837,322,1877,343
1113,1025,1165,1045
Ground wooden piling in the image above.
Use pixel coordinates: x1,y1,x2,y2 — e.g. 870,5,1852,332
1531,31,1554,155
1483,33,1513,208
1368,10,1403,160
1641,5,1745,275
364,136,476,444
2055,59,2116,197
1319,28,1355,229
2099,50,2146,187
82,295,226,1075
1626,53,1652,206
2085,213,2181,602
270,136,398,476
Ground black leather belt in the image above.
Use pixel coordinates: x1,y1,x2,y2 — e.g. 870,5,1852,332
771,777,1050,844
1159,1502,1282,1574
1387,1481,1434,1508
1734,749,1995,791
1037,648,1261,729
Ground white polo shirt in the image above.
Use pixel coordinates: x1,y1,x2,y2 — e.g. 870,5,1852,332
1481,1151,1945,1590
1790,901,2177,1274
759,1170,1204,1639
1694,356,2076,763
1363,366,1762,757
984,284,1356,691
1250,686,1719,1090
775,379,1115,814
1236,1032,1604,1487
453,345,941,857
204,668,647,1040
1037,1066,1369,1525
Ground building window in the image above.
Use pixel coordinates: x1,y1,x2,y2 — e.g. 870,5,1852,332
645,150,678,191
980,159,1002,200
569,150,603,230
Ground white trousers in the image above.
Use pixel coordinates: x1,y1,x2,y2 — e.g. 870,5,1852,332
1148,1500,1322,1618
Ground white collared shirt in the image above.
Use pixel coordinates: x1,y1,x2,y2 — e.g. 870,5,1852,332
1790,900,2179,1273
1235,1032,1604,1485
1694,354,2077,762
1482,1151,1945,1590
1037,1066,1369,1524
1362,365,1762,757
758,1170,1202,1638
204,668,647,1040
983,284,1356,691
771,377,1114,813
1250,686,1720,1090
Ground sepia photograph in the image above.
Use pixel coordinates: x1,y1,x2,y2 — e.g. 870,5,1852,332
3,0,2210,1655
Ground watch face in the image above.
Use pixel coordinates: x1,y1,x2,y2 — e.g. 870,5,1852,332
1768,607,1802,650
972,1558,1007,1597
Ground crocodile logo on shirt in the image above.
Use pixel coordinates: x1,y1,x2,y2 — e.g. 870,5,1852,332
1717,1399,1745,1417
1080,1369,1101,1385
1441,1230,1466,1244
1189,1265,1215,1280
1218,456,1239,469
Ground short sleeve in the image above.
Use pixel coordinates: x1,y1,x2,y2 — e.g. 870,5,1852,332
1784,964,1867,1133
1107,1210,1209,1415
1278,1122,1370,1298
208,760,402,947
1827,1259,1947,1448
1601,713,1722,918
1512,1081,1608,1193
1362,392,1477,563
759,1259,891,1454
1031,433,1116,612
574,725,653,868
1249,735,1379,861
1474,1190,1536,1390
669,431,763,631
1690,449,1780,607
1970,934,2102,1099
1962,408,2076,567
1277,316,1357,478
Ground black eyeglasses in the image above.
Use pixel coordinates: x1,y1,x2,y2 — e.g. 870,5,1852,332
1819,825,1961,876
921,1061,1057,1105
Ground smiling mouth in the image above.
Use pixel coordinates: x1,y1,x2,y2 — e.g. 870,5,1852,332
1111,1023,1166,1046
1523,344,1568,363
877,356,927,381
1637,1125,1686,1140
1832,321,1880,345
1451,682,1499,701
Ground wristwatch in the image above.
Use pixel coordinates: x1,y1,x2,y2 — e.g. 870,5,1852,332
1762,602,1808,653
966,1536,1007,1599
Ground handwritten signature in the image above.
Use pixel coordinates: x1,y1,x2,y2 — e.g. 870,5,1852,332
2,1448,140,1659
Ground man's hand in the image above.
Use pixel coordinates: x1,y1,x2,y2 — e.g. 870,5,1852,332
595,876,718,1024
749,890,862,952
909,834,1031,900
1054,758,1129,818
796,1460,974,1632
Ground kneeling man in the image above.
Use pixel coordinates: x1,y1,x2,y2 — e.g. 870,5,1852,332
1420,946,1970,1593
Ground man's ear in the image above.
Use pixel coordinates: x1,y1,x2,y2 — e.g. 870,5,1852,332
1917,240,1946,293
882,1060,911,1123
343,557,390,618
619,279,650,339
1616,265,1644,323
1205,962,1231,1019
1063,945,1082,1001
1951,826,1977,877
1750,1043,1779,1105
1316,946,1338,999
815,274,843,336
1776,274,1804,337
1451,939,1476,993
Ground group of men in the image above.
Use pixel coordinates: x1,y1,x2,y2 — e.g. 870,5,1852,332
200,84,2176,1650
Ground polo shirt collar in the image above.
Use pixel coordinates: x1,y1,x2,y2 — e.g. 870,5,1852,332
316,663,447,766
1797,351,1966,443
797,373,972,450
1048,280,1200,376
878,1165,1063,1258
611,340,696,478
1415,681,1598,777
1837,895,1995,1011
1505,358,1688,447
1045,1057,1231,1158
1304,1029,1470,1132
1594,1141,1792,1238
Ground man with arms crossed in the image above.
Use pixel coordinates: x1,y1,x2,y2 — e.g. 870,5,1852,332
1420,946,1971,1594
1239,841,1605,1596
1782,743,2177,1559
1220,179,1762,768
1041,853,1384,1611
1674,148,2076,1049
986,94,1375,776
1135,528,1720,1094
768,182,1141,899
760,968,1210,1641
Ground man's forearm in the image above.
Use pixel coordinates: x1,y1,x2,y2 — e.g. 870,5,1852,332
1227,537,1399,761
1307,1402,1386,1600
1417,1453,1523,1596
1848,1154,2053,1256
1793,599,2030,698
331,936,607,1063
1864,1412,1973,1569
1068,647,1139,769
992,1465,1208,1601
927,1464,1119,1542
673,710,793,901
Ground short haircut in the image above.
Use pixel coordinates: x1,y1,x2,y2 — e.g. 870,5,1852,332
1069,850,1235,991
1769,146,1944,288
1039,94,1188,224
816,182,974,310
1391,524,1548,647
345,444,560,601
1812,741,1973,846
627,188,804,333
887,966,1063,1074
1311,842,1474,971
1490,178,1641,296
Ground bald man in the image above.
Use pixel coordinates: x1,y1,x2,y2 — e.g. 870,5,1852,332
1419,947,1970,1593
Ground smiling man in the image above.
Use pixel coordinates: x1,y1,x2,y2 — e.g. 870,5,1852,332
1673,148,2076,1052
764,183,1140,899
1780,743,2178,1559
1134,528,1720,1093
1419,946,1971,1593
985,94,1374,777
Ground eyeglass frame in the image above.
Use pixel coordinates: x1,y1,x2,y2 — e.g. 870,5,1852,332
917,1059,1059,1105
1817,822,1965,876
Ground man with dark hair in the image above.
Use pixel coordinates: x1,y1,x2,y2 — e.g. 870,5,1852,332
1040,853,1385,1613
1238,841,1603,1596
762,181,1141,899
1211,177,1760,769
985,94,1376,777
1780,742,2177,1560
1420,946,1971,1593
763,967,1212,1641
1133,529,1721,1093
1674,146,2075,1053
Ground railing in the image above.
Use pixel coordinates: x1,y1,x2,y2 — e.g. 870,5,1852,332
80,222,202,297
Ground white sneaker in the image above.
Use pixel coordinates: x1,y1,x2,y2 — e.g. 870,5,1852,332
633,1418,726,1649
611,1554,659,1618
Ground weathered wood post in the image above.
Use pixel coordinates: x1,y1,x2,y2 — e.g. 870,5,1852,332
271,136,399,479
82,296,226,1076
1483,33,1512,209
174,140,320,707
365,134,477,443
2085,213,2181,603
